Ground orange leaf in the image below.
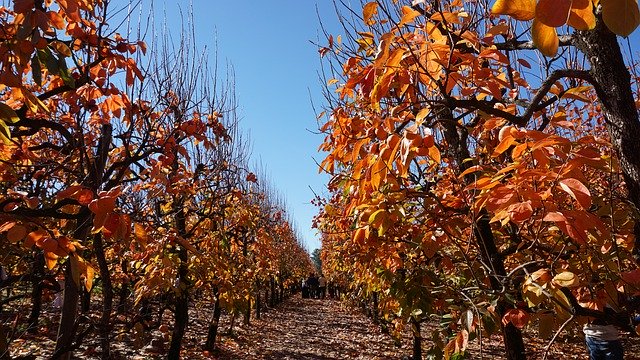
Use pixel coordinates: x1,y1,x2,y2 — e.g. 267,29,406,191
507,201,533,223
558,178,591,209
530,268,552,283
353,227,366,245
363,2,378,26
48,10,65,29
134,223,148,246
27,229,47,246
7,224,27,243
567,0,596,30
50,40,72,57
458,165,483,179
0,221,16,232
536,0,572,27
493,135,516,157
502,308,530,329
40,237,58,253
399,5,422,25
602,0,640,36
44,252,58,270
174,236,200,256
532,19,559,57
88,196,116,215
491,0,536,20
428,144,441,165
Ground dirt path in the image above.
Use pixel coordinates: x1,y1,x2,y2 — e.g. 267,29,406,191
215,297,403,360
9,293,640,359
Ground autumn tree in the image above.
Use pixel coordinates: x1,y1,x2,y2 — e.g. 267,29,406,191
0,0,151,358
316,1,639,359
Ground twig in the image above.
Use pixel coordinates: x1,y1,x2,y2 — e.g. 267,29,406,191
542,314,576,360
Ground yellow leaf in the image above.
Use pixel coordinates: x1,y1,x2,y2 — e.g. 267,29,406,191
0,119,10,144
561,86,593,102
0,103,18,144
0,103,19,123
415,107,430,123
552,271,580,287
602,0,640,36
50,40,72,57
567,0,596,30
70,253,82,288
491,0,536,20
85,264,95,291
537,0,572,27
532,19,559,57
368,209,387,227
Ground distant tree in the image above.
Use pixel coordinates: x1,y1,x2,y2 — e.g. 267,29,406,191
311,248,322,272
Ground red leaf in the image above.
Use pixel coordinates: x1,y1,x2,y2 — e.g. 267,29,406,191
502,308,530,329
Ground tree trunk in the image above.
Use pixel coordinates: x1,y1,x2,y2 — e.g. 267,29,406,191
0,322,9,360
441,108,526,360
94,233,113,360
270,277,276,307
475,214,526,360
244,298,251,325
54,209,91,360
54,260,80,360
27,250,45,333
168,245,189,360
574,17,640,261
372,291,379,324
411,317,422,360
255,283,261,320
80,286,90,313
204,287,222,352
228,311,236,335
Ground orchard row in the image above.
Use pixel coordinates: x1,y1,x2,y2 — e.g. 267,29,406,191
315,1,640,360
0,1,313,359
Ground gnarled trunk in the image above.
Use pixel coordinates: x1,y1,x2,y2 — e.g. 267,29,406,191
204,287,222,352
574,18,640,261
94,233,113,360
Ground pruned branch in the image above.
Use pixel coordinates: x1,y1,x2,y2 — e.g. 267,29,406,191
494,35,574,51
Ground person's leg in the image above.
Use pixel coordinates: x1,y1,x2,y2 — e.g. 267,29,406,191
585,337,624,360
608,340,624,360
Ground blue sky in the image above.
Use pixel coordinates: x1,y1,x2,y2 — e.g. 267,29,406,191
153,1,342,252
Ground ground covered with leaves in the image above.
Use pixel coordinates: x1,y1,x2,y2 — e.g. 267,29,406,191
5,295,640,359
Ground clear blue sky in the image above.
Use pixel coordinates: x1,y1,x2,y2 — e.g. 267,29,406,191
152,1,341,252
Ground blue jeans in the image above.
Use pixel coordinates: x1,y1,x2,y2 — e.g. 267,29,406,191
585,336,624,360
